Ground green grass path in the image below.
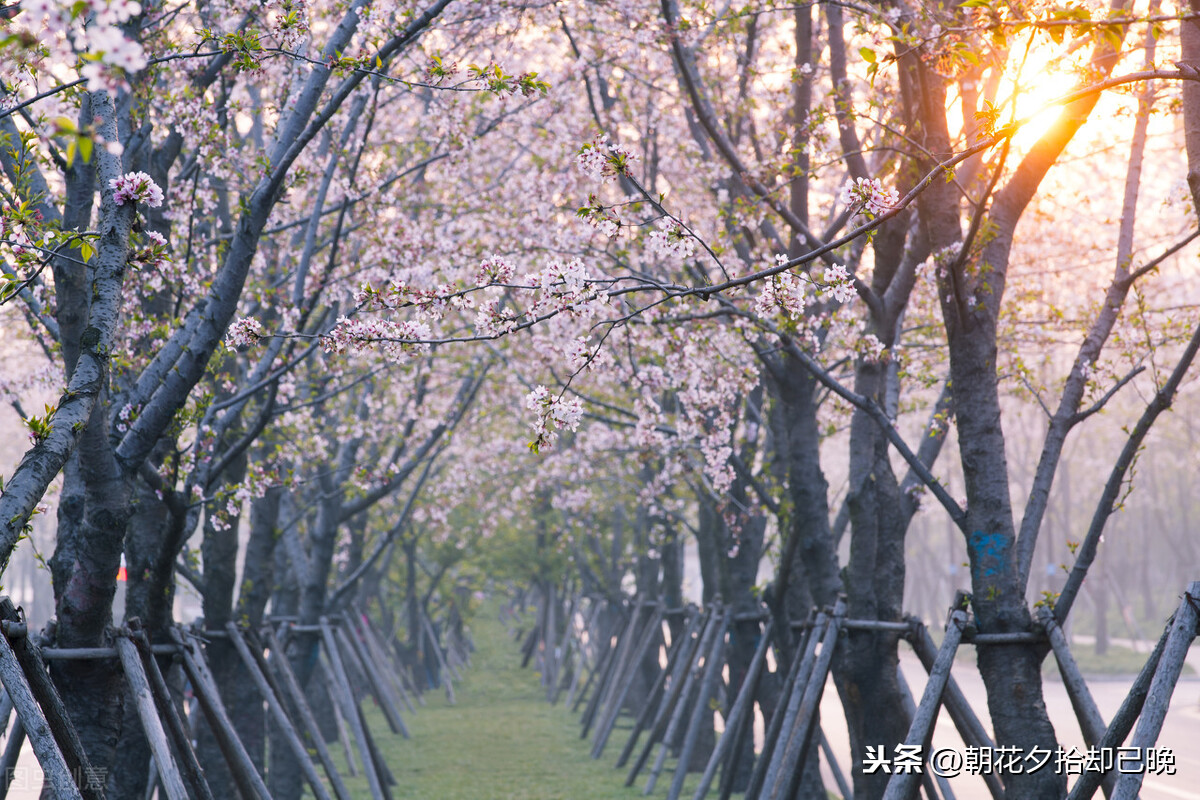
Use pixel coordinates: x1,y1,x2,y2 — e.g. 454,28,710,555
336,610,710,800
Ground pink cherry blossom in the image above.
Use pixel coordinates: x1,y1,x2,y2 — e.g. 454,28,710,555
110,172,164,208
224,317,265,350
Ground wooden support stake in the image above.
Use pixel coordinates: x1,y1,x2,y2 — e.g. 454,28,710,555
355,612,417,715
757,612,828,799
0,600,101,800
0,690,11,741
321,618,388,800
667,612,727,800
225,623,334,800
326,667,360,777
629,609,712,788
582,605,639,739
549,597,577,704
260,627,355,800
896,662,956,800
142,755,159,800
1039,607,1107,746
771,602,845,800
572,628,611,716
617,608,699,770
717,662,760,800
625,609,709,786
0,717,25,800
1038,607,1114,798
644,607,723,795
592,605,663,759
550,599,578,706
551,632,575,706
358,707,397,791
543,585,558,694
131,630,215,800
819,728,853,800
882,609,968,800
571,602,613,712
737,615,814,800
337,625,408,738
420,611,456,703
0,630,83,800
169,628,272,800
692,620,773,800
1111,581,1200,800
115,636,190,800
1066,622,1168,800
908,622,1004,800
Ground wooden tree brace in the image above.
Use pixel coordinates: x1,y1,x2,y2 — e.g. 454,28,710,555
645,605,724,796
907,620,1004,800
337,624,408,738
129,627,215,800
260,626,355,800
0,716,26,800
225,622,334,800
581,605,638,737
1066,623,1169,800
742,612,818,800
692,619,774,800
351,609,417,715
634,610,716,789
592,604,664,760
667,611,728,800
882,609,968,800
420,610,456,703
770,600,846,800
758,611,829,799
320,618,389,800
0,597,96,800
616,606,700,771
116,636,190,800
168,628,272,800
1111,581,1200,800
0,632,81,800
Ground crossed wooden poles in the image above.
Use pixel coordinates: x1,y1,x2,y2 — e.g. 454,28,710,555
520,579,1200,800
0,600,457,800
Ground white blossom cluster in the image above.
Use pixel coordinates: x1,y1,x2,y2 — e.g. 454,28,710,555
224,317,265,350
475,254,515,285
525,385,583,452
755,266,808,320
821,263,856,303
646,219,695,261
323,317,432,364
841,176,900,217
575,136,639,183
19,0,148,91
856,332,888,364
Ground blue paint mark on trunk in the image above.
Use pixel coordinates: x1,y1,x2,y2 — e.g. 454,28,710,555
969,530,1010,580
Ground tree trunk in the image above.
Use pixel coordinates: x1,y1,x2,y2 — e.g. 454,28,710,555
48,391,131,780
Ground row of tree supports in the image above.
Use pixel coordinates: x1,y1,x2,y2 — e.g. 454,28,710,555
0,600,470,799
512,580,1199,799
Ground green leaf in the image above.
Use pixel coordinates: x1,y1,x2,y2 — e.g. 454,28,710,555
77,136,93,163
859,47,877,63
